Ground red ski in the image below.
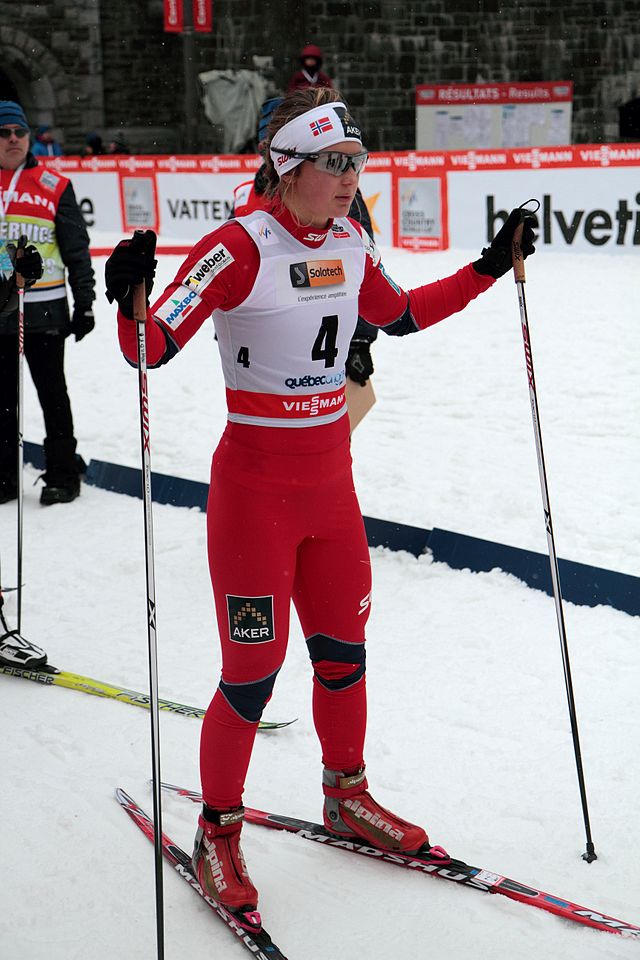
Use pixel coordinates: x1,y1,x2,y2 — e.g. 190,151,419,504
161,781,640,940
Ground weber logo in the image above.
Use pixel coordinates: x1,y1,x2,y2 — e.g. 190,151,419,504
183,243,234,293
289,260,345,287
227,595,275,644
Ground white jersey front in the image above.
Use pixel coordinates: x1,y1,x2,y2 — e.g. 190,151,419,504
213,211,366,428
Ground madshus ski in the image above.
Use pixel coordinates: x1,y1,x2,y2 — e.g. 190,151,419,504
115,788,288,959
163,782,640,940
0,663,294,730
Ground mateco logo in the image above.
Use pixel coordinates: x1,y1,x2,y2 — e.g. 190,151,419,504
289,259,345,288
183,243,234,293
155,289,197,328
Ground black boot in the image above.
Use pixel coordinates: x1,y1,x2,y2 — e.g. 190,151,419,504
0,473,17,504
40,437,81,506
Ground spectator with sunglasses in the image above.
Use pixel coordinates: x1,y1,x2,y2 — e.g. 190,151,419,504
0,101,95,505
105,87,535,926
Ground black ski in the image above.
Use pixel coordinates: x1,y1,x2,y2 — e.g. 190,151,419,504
115,788,289,958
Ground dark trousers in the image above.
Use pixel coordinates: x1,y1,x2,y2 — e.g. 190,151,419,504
0,332,75,477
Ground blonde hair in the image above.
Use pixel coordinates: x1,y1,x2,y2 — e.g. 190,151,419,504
263,87,346,201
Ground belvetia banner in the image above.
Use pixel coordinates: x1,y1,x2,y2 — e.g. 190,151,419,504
193,0,212,31
163,0,183,32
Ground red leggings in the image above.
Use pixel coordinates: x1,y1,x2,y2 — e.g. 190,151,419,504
200,423,371,809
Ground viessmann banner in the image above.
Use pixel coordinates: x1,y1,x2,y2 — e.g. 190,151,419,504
42,144,640,254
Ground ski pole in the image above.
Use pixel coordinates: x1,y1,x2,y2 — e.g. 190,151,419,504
132,249,165,956
512,206,597,863
15,254,25,635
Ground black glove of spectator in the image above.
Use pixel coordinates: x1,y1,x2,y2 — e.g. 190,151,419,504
105,230,157,319
6,236,43,287
70,305,95,342
346,336,375,386
473,208,536,280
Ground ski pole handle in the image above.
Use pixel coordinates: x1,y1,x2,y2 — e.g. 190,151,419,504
133,279,147,325
15,246,25,290
512,221,526,284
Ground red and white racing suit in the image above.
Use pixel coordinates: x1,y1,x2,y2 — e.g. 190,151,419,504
118,204,494,808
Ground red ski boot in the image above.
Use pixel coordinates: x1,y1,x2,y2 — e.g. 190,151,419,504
322,766,428,853
192,806,259,913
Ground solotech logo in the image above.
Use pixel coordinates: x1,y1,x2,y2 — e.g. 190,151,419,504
289,260,345,287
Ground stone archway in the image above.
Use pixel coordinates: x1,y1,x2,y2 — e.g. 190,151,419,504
0,25,102,148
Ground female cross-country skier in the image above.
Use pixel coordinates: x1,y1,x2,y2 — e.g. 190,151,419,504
105,87,534,929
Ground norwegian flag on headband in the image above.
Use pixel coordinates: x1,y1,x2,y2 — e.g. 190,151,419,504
309,116,334,136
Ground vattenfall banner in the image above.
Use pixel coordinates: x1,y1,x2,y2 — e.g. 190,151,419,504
42,145,640,254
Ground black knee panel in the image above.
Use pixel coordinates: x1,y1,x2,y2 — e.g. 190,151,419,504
219,668,280,723
306,633,366,691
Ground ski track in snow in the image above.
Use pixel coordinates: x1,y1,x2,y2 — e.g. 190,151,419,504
1,243,638,959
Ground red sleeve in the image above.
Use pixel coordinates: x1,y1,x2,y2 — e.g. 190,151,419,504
408,264,495,330
355,220,495,332
118,221,260,366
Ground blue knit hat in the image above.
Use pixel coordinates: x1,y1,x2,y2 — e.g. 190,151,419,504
0,101,29,128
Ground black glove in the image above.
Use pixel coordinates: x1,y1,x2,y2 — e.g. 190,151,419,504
70,305,95,342
346,336,375,386
6,236,43,287
105,229,157,319
473,208,536,280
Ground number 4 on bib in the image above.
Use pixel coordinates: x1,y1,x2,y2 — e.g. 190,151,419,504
237,346,250,368
311,315,339,368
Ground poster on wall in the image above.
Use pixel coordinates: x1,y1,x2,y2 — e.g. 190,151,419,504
397,176,445,250
121,176,158,232
416,82,573,151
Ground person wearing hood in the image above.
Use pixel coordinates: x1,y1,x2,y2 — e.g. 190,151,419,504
31,125,63,158
287,44,334,92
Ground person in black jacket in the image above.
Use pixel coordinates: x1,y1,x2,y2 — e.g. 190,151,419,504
0,100,95,505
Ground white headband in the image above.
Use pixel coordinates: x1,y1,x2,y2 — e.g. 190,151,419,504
270,101,362,178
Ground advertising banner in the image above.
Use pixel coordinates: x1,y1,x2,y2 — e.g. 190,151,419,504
42,146,640,255
193,0,212,31
120,174,159,232
447,165,640,253
397,176,446,251
163,0,183,32
359,169,392,247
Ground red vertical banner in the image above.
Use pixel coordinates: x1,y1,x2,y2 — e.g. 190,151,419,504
164,0,183,32
193,0,213,32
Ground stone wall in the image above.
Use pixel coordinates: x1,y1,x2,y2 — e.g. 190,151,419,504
2,0,640,154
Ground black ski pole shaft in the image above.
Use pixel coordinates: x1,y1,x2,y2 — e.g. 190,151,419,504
15,259,25,634
512,218,596,863
133,272,165,955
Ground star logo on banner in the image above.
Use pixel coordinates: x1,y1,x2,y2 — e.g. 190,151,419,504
364,192,381,235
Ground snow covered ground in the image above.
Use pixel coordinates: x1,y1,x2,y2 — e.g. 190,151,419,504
1,243,638,959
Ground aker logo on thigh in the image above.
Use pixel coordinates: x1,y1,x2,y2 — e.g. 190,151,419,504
227,595,275,643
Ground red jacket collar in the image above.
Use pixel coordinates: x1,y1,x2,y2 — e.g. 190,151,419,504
270,201,333,248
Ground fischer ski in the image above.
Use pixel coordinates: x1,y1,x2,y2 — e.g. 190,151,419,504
115,788,288,959
0,663,294,730
162,782,640,940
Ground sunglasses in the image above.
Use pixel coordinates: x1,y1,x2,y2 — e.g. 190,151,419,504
273,149,368,176
0,127,29,140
